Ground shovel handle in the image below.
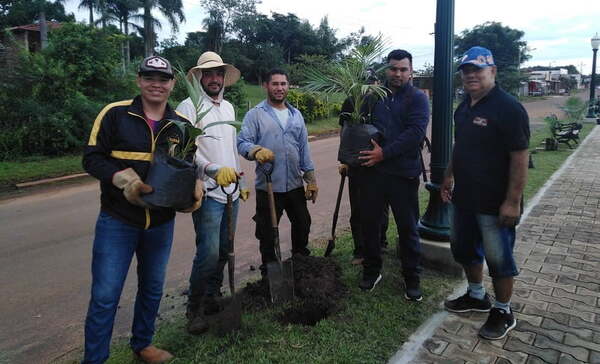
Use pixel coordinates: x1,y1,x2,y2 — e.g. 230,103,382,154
330,173,346,239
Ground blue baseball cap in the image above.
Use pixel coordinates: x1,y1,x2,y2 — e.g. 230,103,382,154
458,46,495,70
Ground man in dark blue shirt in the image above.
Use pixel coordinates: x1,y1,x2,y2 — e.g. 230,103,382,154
441,46,530,340
357,49,430,300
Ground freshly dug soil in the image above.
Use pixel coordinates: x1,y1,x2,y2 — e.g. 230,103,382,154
243,255,347,326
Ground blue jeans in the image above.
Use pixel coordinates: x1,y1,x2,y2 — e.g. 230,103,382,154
188,197,239,304
82,212,174,364
450,207,519,278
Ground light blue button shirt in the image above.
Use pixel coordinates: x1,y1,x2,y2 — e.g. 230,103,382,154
237,100,315,193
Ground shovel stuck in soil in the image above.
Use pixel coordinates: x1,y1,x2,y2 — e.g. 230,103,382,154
259,163,295,304
324,171,346,257
210,183,242,335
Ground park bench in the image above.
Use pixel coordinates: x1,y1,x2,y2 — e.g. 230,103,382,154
546,114,583,149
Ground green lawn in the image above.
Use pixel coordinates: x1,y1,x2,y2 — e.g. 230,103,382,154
62,235,458,364
0,154,84,188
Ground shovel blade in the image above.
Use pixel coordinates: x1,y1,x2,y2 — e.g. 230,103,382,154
324,238,335,257
208,295,242,336
267,260,294,304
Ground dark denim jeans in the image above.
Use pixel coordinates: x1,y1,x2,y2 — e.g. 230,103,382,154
82,212,174,364
188,197,239,303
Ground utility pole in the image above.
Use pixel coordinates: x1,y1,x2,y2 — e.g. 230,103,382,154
418,0,454,241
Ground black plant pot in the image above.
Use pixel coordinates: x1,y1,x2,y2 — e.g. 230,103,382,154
142,153,196,210
544,138,558,151
338,123,382,167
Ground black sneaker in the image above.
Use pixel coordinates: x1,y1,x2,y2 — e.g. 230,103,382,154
359,274,382,291
404,277,423,302
445,291,492,313
479,307,516,340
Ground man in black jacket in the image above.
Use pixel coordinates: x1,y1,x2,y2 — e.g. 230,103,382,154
357,50,430,300
81,56,203,364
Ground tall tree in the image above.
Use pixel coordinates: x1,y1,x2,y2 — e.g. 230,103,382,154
455,22,530,93
34,0,65,49
101,0,143,64
199,0,259,50
142,0,185,56
78,0,96,25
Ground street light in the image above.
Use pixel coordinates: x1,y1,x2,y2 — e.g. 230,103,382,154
586,33,600,118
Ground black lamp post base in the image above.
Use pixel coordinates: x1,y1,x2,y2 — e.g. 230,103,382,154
418,182,451,242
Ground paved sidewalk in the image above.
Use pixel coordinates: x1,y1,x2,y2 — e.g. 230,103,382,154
396,125,600,364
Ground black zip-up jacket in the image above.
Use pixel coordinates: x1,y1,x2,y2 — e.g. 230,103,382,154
83,96,193,229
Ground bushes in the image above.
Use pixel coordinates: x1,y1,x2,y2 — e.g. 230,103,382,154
0,23,137,160
287,89,329,123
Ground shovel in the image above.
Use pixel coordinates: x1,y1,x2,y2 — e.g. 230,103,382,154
324,170,346,257
259,162,295,304
210,182,242,335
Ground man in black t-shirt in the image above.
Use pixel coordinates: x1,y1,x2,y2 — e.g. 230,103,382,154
441,47,530,341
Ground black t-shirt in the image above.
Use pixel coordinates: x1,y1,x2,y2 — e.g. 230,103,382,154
452,86,530,215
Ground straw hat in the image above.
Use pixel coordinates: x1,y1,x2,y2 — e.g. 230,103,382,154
187,51,241,87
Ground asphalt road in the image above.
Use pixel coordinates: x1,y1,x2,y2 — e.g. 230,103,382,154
0,92,579,363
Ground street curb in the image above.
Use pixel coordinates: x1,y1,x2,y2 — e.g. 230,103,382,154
15,173,90,189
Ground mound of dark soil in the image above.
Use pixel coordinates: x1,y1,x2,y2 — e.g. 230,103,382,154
243,255,347,326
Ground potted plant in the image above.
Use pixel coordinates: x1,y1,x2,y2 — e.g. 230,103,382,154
543,115,559,151
142,70,239,209
303,36,389,167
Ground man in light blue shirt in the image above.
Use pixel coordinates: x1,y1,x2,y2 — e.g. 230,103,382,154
238,68,318,277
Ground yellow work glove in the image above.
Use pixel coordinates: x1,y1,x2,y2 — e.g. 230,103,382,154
112,168,152,208
254,147,275,164
338,164,348,176
303,170,318,203
180,179,204,213
214,167,239,187
240,188,250,201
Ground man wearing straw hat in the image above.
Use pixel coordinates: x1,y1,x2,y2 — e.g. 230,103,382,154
176,51,249,335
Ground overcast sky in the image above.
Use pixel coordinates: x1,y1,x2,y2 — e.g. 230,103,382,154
64,0,600,74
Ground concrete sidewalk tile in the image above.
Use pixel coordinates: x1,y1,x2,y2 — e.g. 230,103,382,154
432,329,478,351
521,268,558,282
541,317,594,341
540,267,579,281
564,332,600,353
572,300,600,316
552,287,596,307
523,304,570,325
442,344,495,364
534,334,590,362
520,261,543,272
516,320,564,342
505,336,560,363
514,311,544,326
529,290,573,309
474,340,527,364
512,297,549,312
557,275,600,292
535,277,577,293
575,286,600,299
558,353,588,364
591,350,600,363
569,315,600,333
423,337,448,355
548,303,595,323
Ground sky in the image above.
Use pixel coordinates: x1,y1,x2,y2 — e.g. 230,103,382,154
64,0,600,74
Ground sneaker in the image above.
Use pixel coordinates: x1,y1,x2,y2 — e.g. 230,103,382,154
404,277,423,302
359,274,382,291
445,291,492,313
479,307,516,340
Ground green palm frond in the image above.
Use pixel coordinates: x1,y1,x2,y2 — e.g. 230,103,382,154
302,34,389,124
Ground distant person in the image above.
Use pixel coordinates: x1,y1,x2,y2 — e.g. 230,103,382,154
357,49,430,300
442,46,530,340
82,56,203,363
237,68,317,277
176,51,249,335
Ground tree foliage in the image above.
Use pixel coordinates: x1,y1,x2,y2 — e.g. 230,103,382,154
0,0,73,29
455,22,529,93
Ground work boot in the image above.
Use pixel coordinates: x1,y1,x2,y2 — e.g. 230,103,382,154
203,296,221,316
135,345,173,364
186,312,209,335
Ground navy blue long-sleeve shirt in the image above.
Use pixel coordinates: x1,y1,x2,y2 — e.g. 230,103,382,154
372,84,430,178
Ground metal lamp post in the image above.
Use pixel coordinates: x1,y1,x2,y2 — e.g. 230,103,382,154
418,0,454,241
587,33,600,118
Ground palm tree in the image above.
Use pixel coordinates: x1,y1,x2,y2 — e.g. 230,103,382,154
142,0,185,56
303,35,389,124
35,0,65,49
99,0,144,65
78,0,96,25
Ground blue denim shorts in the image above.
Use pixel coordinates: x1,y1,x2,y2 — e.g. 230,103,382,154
450,207,519,278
